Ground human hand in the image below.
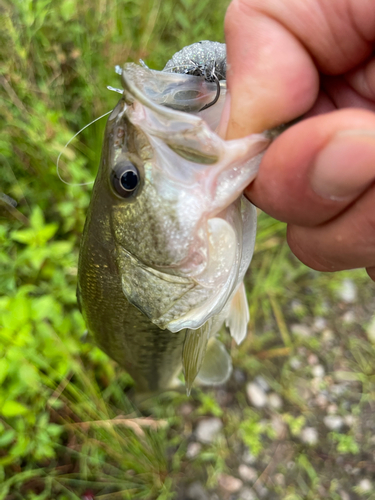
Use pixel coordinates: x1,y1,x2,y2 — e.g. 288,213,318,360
222,0,375,281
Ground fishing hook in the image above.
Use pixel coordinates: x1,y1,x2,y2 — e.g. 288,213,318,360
199,73,220,112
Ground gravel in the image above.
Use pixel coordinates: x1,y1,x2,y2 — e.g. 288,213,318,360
238,487,257,500
300,427,318,445
323,415,344,430
291,324,312,337
311,365,325,378
337,279,357,303
195,418,223,444
186,482,209,500
246,382,267,408
267,392,283,409
218,473,243,493
242,449,256,465
357,478,372,492
238,464,257,483
186,442,202,459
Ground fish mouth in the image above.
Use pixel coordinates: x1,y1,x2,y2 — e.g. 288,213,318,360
121,63,223,118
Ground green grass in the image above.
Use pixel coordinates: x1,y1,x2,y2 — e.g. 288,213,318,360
1,1,375,499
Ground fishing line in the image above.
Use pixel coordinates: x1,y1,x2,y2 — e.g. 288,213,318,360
56,109,113,186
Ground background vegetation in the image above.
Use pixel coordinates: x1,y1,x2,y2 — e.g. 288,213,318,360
1,0,375,499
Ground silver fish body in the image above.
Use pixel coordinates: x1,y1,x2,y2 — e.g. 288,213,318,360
78,43,270,393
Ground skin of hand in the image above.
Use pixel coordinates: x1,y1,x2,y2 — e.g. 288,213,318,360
220,0,375,281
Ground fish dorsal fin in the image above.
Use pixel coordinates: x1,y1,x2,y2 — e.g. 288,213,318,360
196,337,232,385
225,282,250,345
182,322,211,395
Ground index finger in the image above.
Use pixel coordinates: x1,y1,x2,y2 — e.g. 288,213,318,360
224,0,374,137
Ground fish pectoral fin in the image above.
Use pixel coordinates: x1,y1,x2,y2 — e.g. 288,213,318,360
225,282,250,345
182,322,211,395
196,337,232,386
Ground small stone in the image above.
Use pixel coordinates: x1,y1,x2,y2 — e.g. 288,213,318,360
342,310,355,324
291,324,312,337
238,464,257,483
315,394,328,408
255,376,269,392
343,415,356,427
218,474,243,493
308,354,319,365
195,418,223,444
338,491,350,500
187,482,209,500
238,487,257,500
179,403,194,416
186,442,201,459
327,404,338,415
267,392,283,409
312,365,325,378
246,382,267,408
322,328,335,343
242,449,256,465
300,427,318,445
338,279,357,303
273,473,285,487
313,317,327,332
357,478,372,492
271,415,287,439
323,415,344,430
330,384,346,396
290,357,302,370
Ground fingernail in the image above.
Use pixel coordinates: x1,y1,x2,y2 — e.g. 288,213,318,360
217,92,231,139
311,130,375,200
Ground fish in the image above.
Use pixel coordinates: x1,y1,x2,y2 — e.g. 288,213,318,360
77,41,271,394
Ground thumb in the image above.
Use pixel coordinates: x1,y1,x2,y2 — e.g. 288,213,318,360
223,0,318,138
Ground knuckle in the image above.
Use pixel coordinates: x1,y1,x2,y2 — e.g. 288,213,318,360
286,225,338,272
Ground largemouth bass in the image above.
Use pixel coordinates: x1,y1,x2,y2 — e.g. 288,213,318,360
77,41,270,394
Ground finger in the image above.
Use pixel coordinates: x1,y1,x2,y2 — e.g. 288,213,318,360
322,75,375,111
224,0,375,137
287,182,375,272
345,55,375,101
367,267,375,282
245,108,375,226
303,91,336,119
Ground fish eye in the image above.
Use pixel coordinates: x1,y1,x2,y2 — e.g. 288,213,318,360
111,161,141,198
